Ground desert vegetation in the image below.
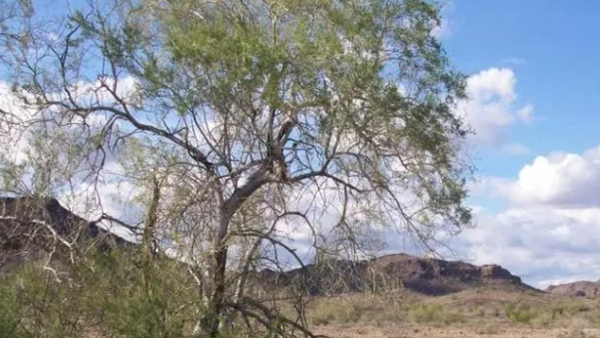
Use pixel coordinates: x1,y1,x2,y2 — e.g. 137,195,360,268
3,252,600,338
307,291,600,337
1,0,594,338
0,0,475,336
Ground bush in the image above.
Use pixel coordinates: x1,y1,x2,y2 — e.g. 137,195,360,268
309,298,366,325
0,248,198,338
408,303,464,326
0,277,26,338
505,302,538,324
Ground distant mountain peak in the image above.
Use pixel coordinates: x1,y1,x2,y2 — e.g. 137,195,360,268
263,252,537,296
0,196,132,267
546,279,600,298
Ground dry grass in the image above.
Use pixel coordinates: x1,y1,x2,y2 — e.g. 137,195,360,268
307,288,600,337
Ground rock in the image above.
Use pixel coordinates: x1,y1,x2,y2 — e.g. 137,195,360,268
546,280,600,298
0,196,133,267
480,264,521,282
267,253,536,296
1,196,539,298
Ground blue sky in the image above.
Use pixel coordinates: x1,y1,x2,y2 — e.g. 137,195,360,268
431,1,600,288
445,0,600,175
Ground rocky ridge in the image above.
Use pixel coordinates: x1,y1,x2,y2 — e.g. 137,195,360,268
546,280,600,298
0,196,132,267
263,253,538,296
1,196,539,296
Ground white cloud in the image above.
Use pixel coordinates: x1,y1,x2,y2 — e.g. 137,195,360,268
65,75,142,108
432,1,456,39
0,81,39,165
449,206,600,288
502,143,530,156
456,68,534,145
502,57,528,66
0,79,144,240
516,104,534,124
461,144,600,288
504,146,600,207
0,75,141,165
60,174,142,241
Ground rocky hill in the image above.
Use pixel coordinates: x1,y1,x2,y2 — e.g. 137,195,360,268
263,253,538,296
0,196,133,268
1,196,538,297
546,280,600,298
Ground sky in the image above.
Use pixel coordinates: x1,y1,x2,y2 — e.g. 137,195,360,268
431,1,600,288
3,0,600,289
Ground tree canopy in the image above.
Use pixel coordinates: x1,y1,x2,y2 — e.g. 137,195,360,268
0,0,474,337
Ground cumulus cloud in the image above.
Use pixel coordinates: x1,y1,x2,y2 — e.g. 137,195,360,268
461,144,600,288
446,206,600,288
499,145,600,207
0,79,144,240
516,104,534,125
58,157,143,241
456,68,533,145
0,82,40,165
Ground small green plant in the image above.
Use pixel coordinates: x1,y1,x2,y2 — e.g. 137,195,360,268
505,302,538,324
408,303,464,326
0,279,24,338
0,248,199,338
309,299,367,325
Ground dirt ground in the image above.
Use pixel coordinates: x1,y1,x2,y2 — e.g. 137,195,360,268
317,325,600,338
306,290,600,338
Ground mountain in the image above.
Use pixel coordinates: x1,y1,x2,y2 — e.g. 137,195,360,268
546,280,600,298
0,196,133,268
1,196,538,297
263,253,539,296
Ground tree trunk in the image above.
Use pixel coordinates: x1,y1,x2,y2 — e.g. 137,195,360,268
193,212,231,338
193,169,270,337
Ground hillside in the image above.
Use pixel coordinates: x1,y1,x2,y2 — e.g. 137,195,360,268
8,196,600,338
264,253,538,296
0,196,133,268
1,196,538,297
547,280,600,298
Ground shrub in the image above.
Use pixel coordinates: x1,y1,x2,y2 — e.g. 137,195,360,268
309,298,366,325
505,302,538,324
0,248,197,338
0,277,26,338
408,303,464,326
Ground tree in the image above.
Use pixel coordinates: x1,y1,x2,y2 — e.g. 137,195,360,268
0,0,473,337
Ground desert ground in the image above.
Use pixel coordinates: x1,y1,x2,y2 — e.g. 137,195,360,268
317,326,600,338
305,290,600,338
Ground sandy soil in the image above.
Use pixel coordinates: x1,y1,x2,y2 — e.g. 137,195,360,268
316,325,600,338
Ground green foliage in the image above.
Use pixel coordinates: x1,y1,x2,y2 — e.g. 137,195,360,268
0,249,197,338
505,302,539,324
309,299,365,325
63,0,474,230
171,0,468,226
308,295,408,326
0,0,475,336
83,251,195,338
0,276,27,338
408,303,464,326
